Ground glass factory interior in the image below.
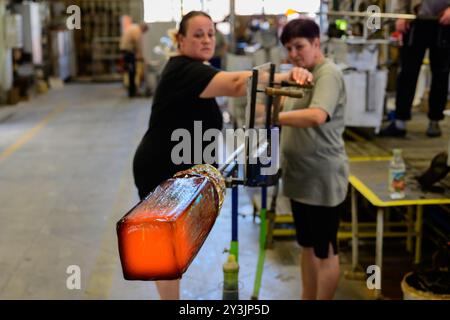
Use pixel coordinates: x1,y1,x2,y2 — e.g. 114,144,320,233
0,0,449,300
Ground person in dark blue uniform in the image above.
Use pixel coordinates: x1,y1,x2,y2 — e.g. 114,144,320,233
379,1,450,137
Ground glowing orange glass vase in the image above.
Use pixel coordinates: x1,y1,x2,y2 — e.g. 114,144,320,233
117,164,226,280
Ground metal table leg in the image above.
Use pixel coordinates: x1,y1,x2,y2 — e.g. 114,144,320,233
414,205,423,264
345,186,365,280
375,207,384,299
351,186,359,271
406,206,414,252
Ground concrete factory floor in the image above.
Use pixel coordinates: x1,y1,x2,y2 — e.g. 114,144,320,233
1,83,446,300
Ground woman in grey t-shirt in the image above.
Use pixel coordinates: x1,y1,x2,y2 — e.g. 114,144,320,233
278,18,348,300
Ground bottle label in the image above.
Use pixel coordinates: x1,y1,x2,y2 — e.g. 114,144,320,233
389,169,405,193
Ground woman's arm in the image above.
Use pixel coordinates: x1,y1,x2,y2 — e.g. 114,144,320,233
439,7,450,25
278,107,328,128
200,71,252,98
200,66,313,98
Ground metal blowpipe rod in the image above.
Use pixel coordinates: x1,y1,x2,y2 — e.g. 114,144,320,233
218,143,245,174
274,80,314,89
265,87,304,98
292,9,438,21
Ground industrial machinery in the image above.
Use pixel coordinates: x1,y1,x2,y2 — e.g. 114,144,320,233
218,62,311,300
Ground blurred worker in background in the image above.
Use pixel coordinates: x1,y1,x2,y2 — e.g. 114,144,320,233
120,22,149,97
209,23,228,69
380,0,450,137
278,18,348,300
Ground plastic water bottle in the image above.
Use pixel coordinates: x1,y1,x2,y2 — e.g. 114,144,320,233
222,254,239,300
388,149,406,199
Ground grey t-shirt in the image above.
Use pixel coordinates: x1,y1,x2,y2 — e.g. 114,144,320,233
281,59,349,207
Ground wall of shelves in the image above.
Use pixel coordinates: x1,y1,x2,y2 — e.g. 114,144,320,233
65,0,143,80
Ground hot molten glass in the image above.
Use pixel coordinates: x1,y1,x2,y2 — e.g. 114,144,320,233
117,164,226,280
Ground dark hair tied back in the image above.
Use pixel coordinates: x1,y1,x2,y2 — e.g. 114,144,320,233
178,11,212,36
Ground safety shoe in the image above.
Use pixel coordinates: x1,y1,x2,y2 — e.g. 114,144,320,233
426,122,442,137
378,122,406,137
417,152,450,189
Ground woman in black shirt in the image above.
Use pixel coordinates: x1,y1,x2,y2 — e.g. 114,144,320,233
133,10,312,299
133,12,252,201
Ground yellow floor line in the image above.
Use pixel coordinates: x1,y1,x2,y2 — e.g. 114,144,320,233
84,161,135,299
85,110,145,298
0,105,66,163
345,128,367,143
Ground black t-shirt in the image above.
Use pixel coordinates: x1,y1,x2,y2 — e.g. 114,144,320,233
148,55,222,133
133,55,222,198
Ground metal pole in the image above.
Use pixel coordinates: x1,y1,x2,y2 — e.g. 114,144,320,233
415,205,423,264
218,143,245,173
406,206,414,252
230,183,239,260
293,9,435,21
229,0,236,53
375,207,384,299
251,186,267,300
351,186,359,271
319,0,324,32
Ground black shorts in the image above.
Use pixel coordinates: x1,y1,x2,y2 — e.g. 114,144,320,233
290,200,343,259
